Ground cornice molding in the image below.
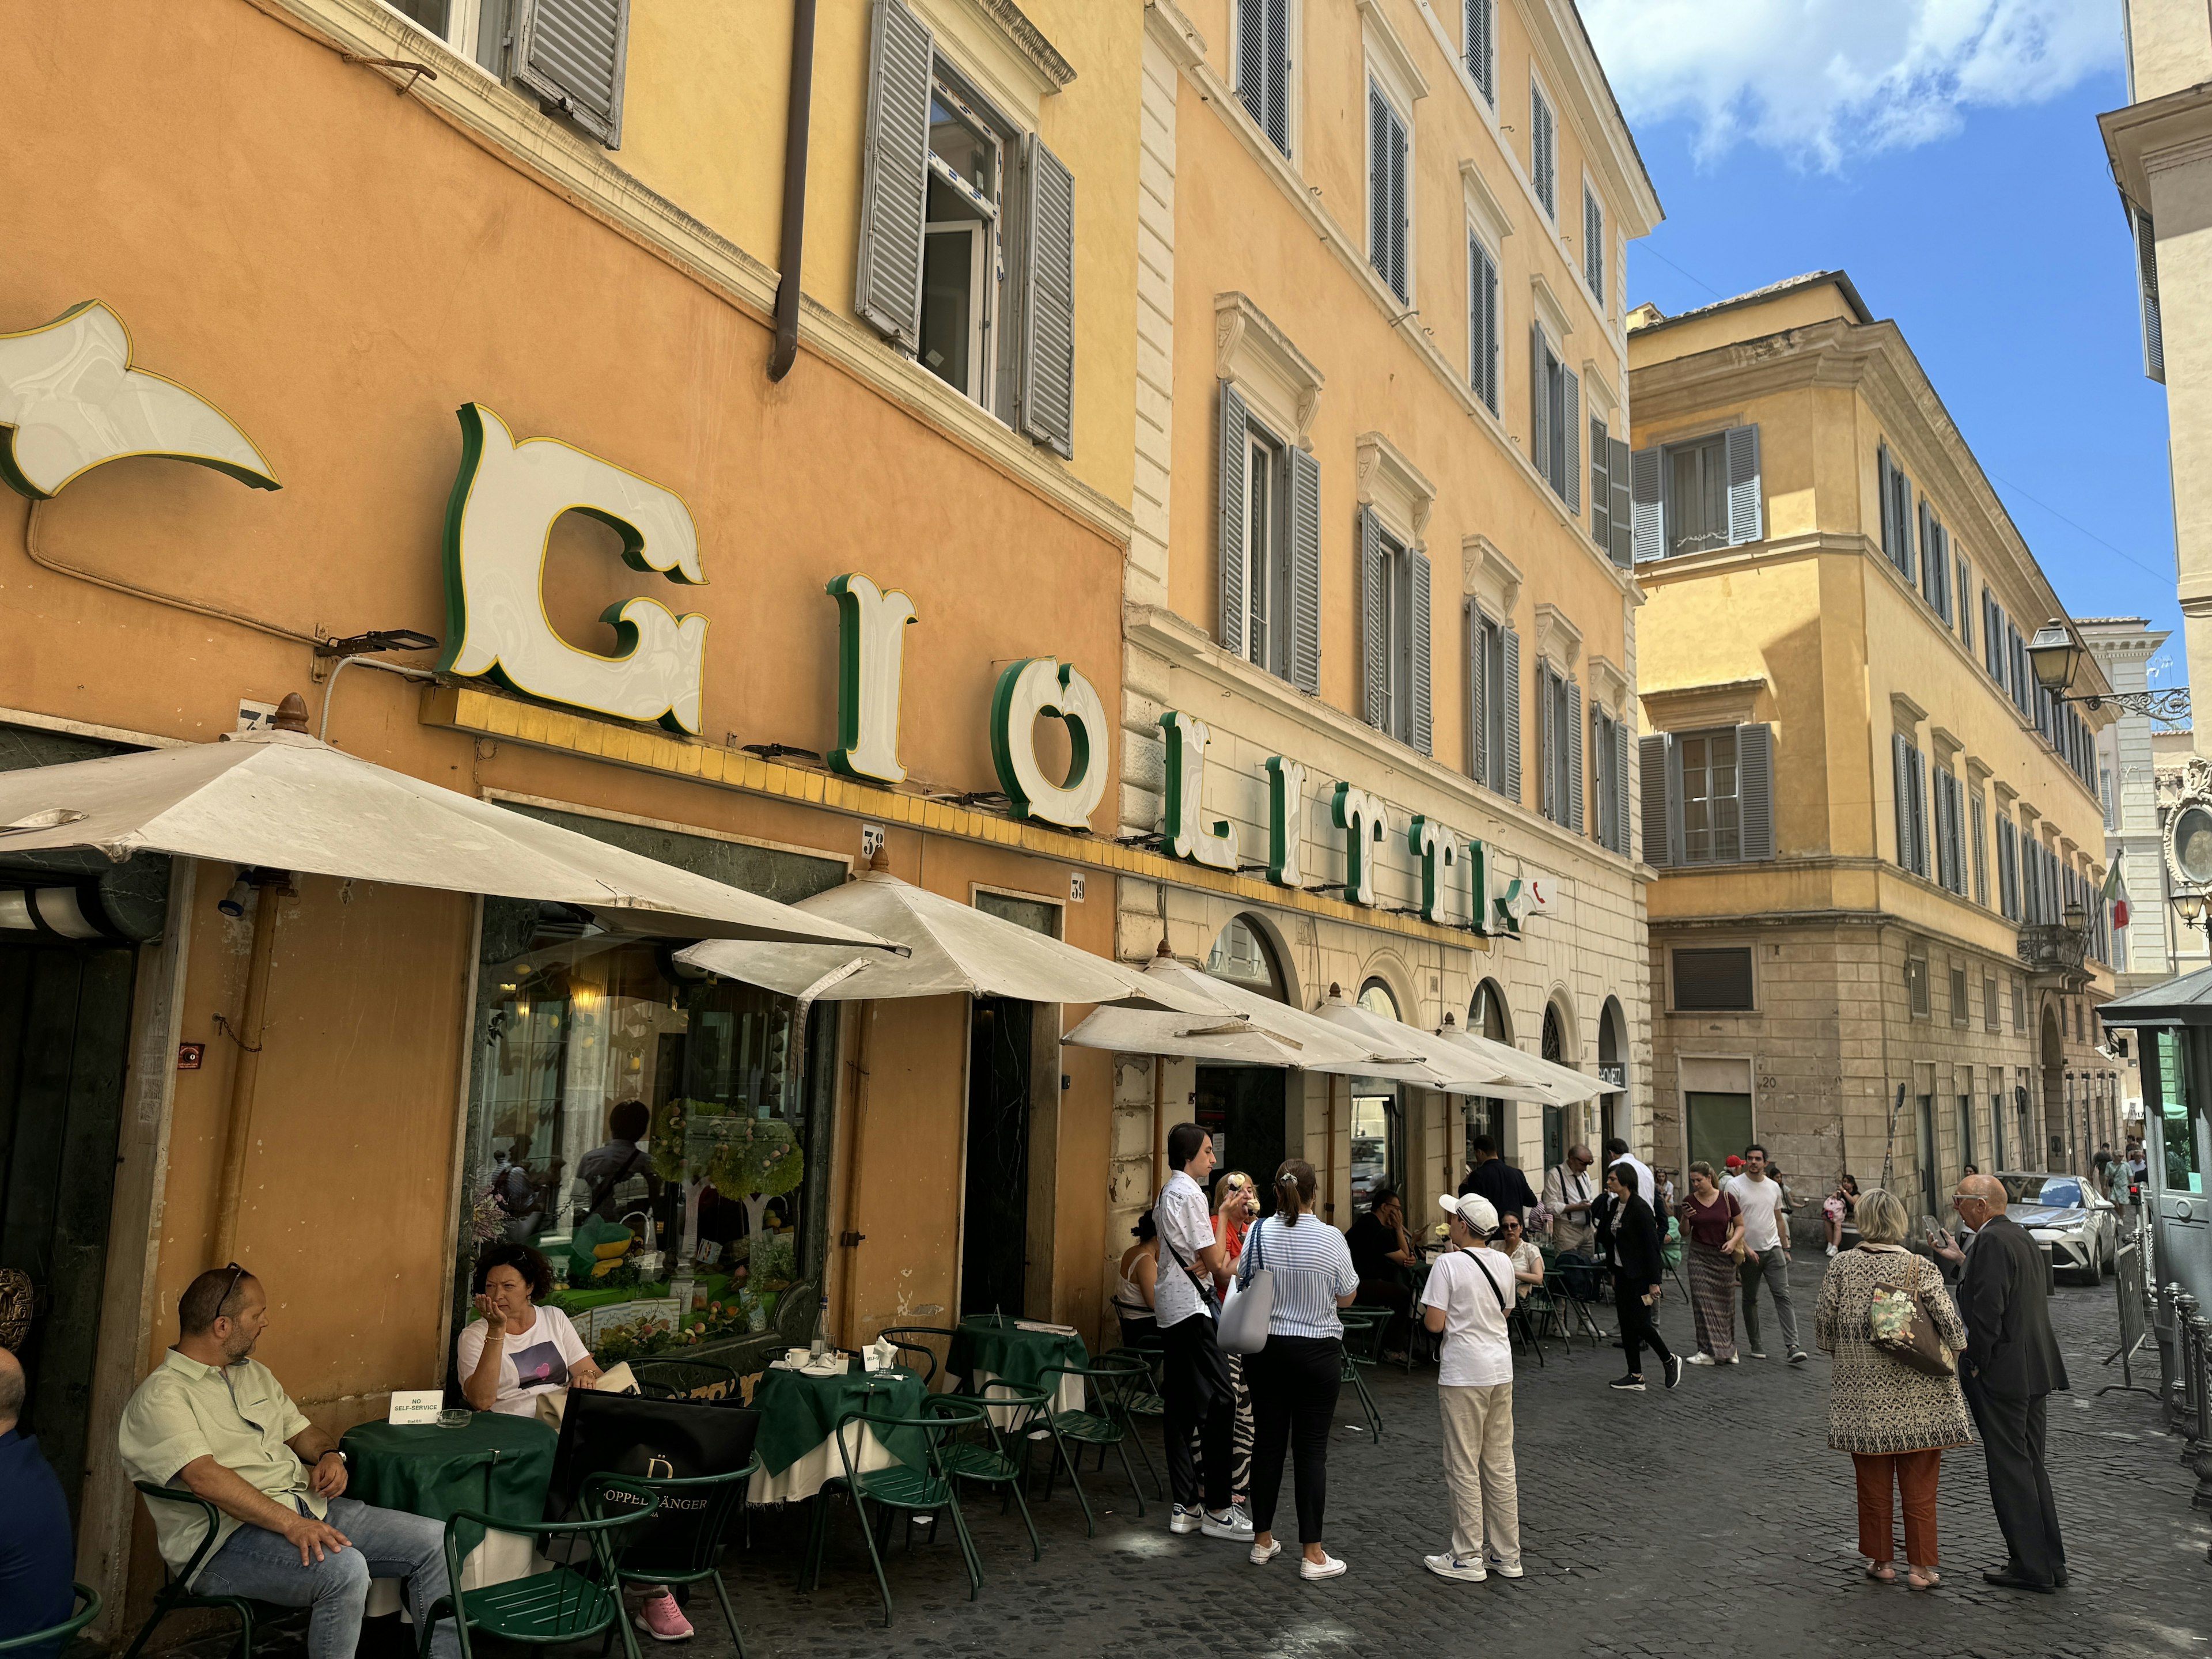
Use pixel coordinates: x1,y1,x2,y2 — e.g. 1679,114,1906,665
1531,274,1573,343
1463,535,1522,618
1641,677,1763,732
1141,0,1208,70
1533,602,1582,674
2100,81,2212,206
1356,430,1437,545
1588,654,1628,717
1459,157,1515,251
1216,291,1325,448
1358,0,1431,105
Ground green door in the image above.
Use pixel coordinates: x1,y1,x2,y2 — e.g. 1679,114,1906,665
0,937,137,1527
1685,1091,1753,1175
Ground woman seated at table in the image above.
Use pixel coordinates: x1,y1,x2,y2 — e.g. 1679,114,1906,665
1489,1214,1546,1301
458,1243,604,1415
1113,1211,1160,1347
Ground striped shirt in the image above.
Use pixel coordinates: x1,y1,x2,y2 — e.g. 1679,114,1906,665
1237,1213,1360,1340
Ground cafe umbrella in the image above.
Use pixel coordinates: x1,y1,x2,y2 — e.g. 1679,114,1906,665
0,695,904,1259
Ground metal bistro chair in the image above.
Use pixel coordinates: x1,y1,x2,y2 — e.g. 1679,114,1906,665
1033,1355,1152,1536
415,1479,662,1659
926,1391,1043,1561
1543,1260,1610,1344
1336,1309,1388,1441
803,1404,976,1627
872,1325,957,1387
120,1483,291,1659
628,1357,743,1402
1518,1276,1578,1354
599,1465,758,1659
0,1584,101,1654
1088,1348,1164,1497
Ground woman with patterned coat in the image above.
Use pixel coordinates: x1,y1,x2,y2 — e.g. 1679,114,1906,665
1815,1187,1973,1592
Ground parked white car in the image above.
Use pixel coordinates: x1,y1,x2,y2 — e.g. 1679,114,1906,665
1997,1172,2118,1284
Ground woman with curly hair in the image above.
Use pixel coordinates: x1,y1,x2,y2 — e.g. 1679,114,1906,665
457,1241,603,1415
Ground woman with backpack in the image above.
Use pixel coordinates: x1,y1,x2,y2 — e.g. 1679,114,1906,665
1814,1187,1972,1591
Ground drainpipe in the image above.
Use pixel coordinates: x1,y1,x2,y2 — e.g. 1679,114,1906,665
767,0,818,383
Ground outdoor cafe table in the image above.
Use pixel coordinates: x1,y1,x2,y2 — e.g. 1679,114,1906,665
340,1412,556,1615
945,1314,1086,1425
745,1362,927,1505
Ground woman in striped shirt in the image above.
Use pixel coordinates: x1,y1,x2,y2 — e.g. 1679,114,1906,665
1236,1158,1361,1581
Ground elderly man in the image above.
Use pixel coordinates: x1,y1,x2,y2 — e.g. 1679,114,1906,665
0,1349,74,1658
118,1267,460,1658
1542,1145,1600,1300
1949,1175,2069,1592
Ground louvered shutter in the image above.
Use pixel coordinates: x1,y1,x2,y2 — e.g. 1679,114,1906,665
1469,240,1501,412
1613,719,1632,855
1630,445,1662,562
1892,734,1914,872
2135,204,2165,382
1972,793,1988,906
516,0,631,146
1737,722,1775,861
1217,384,1250,662
1502,624,1522,803
1016,137,1077,457
1410,545,1433,756
1369,86,1389,287
1878,444,1896,565
1640,733,1676,868
853,0,934,351
1910,749,1929,877
1465,0,1493,103
1608,436,1633,566
1563,369,1582,513
1529,325,1550,482
1536,665,1556,821
1957,555,1972,649
1359,507,1387,730
1933,771,1953,890
1265,0,1290,154
1237,0,1266,130
1589,422,1610,548
1916,498,1933,604
1388,107,1408,301
1466,603,1488,782
1949,775,1965,892
1725,423,1762,544
1567,680,1584,833
1287,445,1321,694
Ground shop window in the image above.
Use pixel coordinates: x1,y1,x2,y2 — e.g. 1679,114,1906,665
1206,914,1287,1001
1672,947,1753,1012
1350,1087,1403,1209
976,889,1059,937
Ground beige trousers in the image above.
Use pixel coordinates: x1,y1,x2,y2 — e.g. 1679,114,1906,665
1438,1382,1520,1566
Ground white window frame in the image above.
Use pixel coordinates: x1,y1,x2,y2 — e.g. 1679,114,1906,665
1469,604,1509,793
1241,418,1294,679
918,63,1016,419
1461,0,1495,107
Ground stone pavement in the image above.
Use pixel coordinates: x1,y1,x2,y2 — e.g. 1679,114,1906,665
688,1255,2212,1659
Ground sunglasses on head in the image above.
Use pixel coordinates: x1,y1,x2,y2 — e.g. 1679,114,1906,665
217,1261,248,1322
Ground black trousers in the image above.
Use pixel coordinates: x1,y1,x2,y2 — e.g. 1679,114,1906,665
1245,1335,1341,1544
1615,1284,1671,1375
1963,1374,2066,1583
1161,1313,1234,1512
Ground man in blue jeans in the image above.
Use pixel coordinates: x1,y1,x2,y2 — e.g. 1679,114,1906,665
118,1266,459,1659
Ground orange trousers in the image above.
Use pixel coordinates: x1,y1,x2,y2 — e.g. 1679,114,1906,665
1853,1449,1942,1566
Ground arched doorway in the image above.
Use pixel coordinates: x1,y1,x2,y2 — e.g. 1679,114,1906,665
1599,997,1628,1150
1351,977,1406,1206
1540,1001,1570,1172
1465,979,1514,1172
1197,914,1290,1211
2041,1002,2066,1172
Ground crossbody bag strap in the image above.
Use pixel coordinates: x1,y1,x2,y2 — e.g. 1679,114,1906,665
1469,1248,1510,1313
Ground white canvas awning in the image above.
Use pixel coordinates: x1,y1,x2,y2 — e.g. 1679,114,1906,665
1062,950,1426,1073
675,868,1224,1010
0,725,900,948
1431,1023,1615,1104
1306,993,1555,1100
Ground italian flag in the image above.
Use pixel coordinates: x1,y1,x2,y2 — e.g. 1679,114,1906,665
2102,861,2130,930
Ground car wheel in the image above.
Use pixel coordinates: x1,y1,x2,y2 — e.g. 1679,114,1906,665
2080,1244,2103,1287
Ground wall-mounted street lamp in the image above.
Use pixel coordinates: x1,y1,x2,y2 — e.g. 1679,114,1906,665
2174,887,2207,934
2028,619,2192,724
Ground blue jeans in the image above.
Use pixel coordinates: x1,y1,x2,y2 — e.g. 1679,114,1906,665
194,1496,458,1659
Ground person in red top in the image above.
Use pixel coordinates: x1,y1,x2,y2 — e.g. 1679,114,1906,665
1214,1172,1257,1262
1680,1161,1745,1365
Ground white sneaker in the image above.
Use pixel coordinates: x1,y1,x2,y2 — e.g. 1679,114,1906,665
1687,1353,1717,1365
1425,1552,1487,1583
1200,1506,1255,1540
1725,1355,1740,1365
1250,1539,1282,1565
1748,1350,1769,1360
1299,1551,1347,1580
1825,1244,1839,1257
1486,1556,1526,1579
1169,1505,1201,1535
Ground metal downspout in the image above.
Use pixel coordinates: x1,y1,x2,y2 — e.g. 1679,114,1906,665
767,0,818,383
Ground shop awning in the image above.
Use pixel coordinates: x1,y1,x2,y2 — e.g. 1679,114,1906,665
0,725,902,948
674,867,1222,1009
1430,1024,1616,1104
1307,993,1556,1101
1061,950,1425,1072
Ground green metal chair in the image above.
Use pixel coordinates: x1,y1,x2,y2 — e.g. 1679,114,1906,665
803,1405,976,1627
926,1392,1042,1561
872,1325,957,1387
597,1464,757,1659
0,1583,100,1654
628,1357,743,1402
1338,1308,1389,1440
1033,1357,1150,1536
120,1483,291,1659
415,1479,662,1659
1519,1279,1577,1354
1087,1348,1164,1498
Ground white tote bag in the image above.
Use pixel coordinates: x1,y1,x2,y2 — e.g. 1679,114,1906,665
1218,1219,1275,1354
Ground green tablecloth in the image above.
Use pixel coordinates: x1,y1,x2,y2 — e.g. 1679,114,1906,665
340,1414,556,1559
945,1315,1086,1396
748,1365,926,1477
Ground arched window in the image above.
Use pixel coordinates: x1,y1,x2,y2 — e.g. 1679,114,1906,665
1470,979,1512,1043
1205,914,1286,1001
1540,1002,1569,1169
1541,1003,1565,1064
1357,978,1399,1020
1464,979,1513,1173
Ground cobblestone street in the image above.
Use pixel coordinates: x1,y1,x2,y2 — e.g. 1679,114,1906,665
684,1258,2211,1659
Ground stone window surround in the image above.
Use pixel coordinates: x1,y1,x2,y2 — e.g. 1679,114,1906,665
1532,602,1582,677
1889,690,1927,743
1356,429,1434,547
1463,535,1521,623
1215,291,1324,450
908,0,1077,122
1586,653,1628,719
1929,724,1963,769
1358,0,1429,115
1460,157,1513,257
1531,271,1573,347
1641,677,1764,733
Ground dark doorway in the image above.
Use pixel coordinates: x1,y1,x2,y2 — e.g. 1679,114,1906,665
1,937,137,1527
961,998,1033,1319
1194,1067,1287,1215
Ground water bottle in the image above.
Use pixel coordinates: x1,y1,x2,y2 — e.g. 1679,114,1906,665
812,1293,831,1357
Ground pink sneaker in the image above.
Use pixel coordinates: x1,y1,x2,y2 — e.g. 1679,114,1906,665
635,1590,693,1642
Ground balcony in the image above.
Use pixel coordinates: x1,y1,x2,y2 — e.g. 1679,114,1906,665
2016,922,2090,989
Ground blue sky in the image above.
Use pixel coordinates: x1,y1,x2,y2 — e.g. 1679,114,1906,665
1585,1,2181,683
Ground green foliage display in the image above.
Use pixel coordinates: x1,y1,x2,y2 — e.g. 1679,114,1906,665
649,1098,804,1198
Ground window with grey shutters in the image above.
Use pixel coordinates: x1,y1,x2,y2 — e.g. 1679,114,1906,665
1725,425,1762,544
1464,0,1494,104
1536,664,1557,821
1467,606,1509,791
2133,203,2164,384
1361,507,1388,731
1983,590,2003,680
1220,389,1301,683
1410,544,1433,756
1605,434,1632,566
854,1,936,353
1891,733,1929,877
1218,384,1250,662
1998,816,2020,919
1468,236,1500,414
1016,135,1076,457
1502,623,1522,802
516,0,631,147
1971,789,1988,907
1566,678,1584,834
1630,445,1663,563
1288,446,1321,693
1236,0,1293,158
1918,499,1951,622
1590,418,1612,551
1736,722,1774,861
1956,555,1972,652
1681,726,1741,862
1530,327,1575,505
1358,510,1425,749
1562,369,1582,514
1877,444,1915,585
1529,77,1556,219
1369,82,1410,302
1612,717,1631,855
1673,947,1753,1012
1537,667,1579,830
1639,733,1679,868
1582,185,1605,300
1906,950,1930,1018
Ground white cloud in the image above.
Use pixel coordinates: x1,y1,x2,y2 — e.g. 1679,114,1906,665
1579,0,2122,169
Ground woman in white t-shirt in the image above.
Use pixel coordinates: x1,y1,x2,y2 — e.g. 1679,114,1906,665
457,1243,603,1415
1419,1192,1521,1585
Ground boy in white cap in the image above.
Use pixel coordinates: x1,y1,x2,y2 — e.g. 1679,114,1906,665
1420,1192,1522,1583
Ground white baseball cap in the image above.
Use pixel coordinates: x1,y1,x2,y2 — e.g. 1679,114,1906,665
1438,1192,1498,1234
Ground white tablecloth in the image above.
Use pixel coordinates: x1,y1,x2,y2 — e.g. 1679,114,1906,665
971,1368,1085,1429
366,1527,544,1616
747,1419,902,1505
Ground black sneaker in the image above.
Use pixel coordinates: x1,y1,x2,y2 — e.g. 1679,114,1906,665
1664,1353,1683,1390
1609,1374,1646,1391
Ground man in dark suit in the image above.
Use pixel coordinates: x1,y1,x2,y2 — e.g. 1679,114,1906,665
1952,1173,2068,1592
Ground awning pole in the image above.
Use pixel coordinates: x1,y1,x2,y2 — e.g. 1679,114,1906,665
1152,1054,1165,1195
1324,1074,1338,1221
834,1001,877,1349
213,870,286,1264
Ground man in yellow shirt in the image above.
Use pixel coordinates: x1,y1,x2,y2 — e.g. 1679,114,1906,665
117,1266,458,1659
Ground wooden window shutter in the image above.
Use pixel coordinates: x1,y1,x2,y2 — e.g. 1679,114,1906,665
1562,369,1582,512
1502,624,1522,804
1465,0,1494,103
1931,770,1949,889
1725,424,1762,544
1607,436,1633,567
1613,718,1632,856
1465,603,1488,782
1359,506,1387,730
1878,444,1896,566
2134,203,2165,383
1217,384,1251,661
1410,545,1433,756
1972,793,1988,906
1528,324,1550,482
1630,445,1662,562
1264,0,1291,155
1287,445,1322,694
853,0,935,351
1957,555,1972,650
1639,733,1676,868
1237,0,1266,131
1737,722,1775,861
1590,420,1610,549
1567,679,1584,834
1536,664,1556,821
1016,136,1077,457
1910,749,1928,878
1469,239,1501,413
516,0,632,147
1892,734,1914,872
